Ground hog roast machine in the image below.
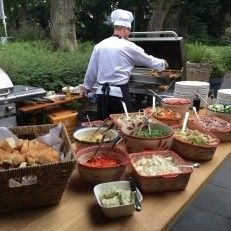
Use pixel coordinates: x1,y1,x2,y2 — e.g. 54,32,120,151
128,31,186,109
0,68,46,127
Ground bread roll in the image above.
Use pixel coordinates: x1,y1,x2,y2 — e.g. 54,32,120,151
0,137,16,152
20,140,29,153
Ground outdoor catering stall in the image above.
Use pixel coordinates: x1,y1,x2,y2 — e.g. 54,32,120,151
0,69,46,127
128,31,186,108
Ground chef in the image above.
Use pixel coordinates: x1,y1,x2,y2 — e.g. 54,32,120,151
82,9,168,120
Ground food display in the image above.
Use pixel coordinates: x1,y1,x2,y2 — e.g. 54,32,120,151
84,155,119,168
133,155,181,176
136,127,170,138
208,104,231,113
100,185,133,207
121,122,173,153
161,98,191,115
207,104,231,122
145,107,183,126
77,132,111,143
110,113,147,127
174,129,217,146
129,150,193,192
189,116,231,142
172,125,220,161
94,181,143,218
150,107,182,120
162,98,191,105
144,69,181,78
193,117,231,130
73,126,119,149
75,146,129,184
0,137,60,169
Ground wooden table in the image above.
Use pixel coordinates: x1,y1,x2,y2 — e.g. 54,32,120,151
17,95,83,113
0,142,230,231
17,95,83,124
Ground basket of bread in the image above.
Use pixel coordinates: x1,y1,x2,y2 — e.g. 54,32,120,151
0,124,75,213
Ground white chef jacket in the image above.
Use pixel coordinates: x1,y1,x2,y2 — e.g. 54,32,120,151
83,36,166,97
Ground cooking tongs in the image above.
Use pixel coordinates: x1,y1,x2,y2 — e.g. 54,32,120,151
92,118,110,135
93,121,115,136
129,177,142,211
134,117,151,135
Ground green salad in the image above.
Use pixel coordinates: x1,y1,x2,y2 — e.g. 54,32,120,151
208,104,231,113
136,128,170,138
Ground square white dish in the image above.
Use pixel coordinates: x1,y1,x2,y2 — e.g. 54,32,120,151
93,181,143,218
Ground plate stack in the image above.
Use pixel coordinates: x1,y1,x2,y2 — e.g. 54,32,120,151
174,81,210,107
217,89,231,105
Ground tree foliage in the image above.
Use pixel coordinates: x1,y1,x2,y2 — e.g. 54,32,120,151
1,0,230,44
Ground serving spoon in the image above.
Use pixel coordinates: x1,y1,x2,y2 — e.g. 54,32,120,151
177,163,200,168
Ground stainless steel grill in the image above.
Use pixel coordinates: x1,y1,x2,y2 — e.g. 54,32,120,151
128,31,186,96
0,69,46,127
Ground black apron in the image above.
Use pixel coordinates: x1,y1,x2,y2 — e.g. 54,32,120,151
99,82,131,119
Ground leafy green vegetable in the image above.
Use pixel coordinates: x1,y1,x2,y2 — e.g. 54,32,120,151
136,128,169,138
208,104,231,113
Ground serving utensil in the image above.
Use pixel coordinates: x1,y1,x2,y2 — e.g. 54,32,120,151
177,163,200,168
129,177,142,211
92,118,110,135
192,107,200,119
104,136,123,155
77,135,106,164
86,114,92,127
148,89,167,103
181,112,189,132
196,93,209,106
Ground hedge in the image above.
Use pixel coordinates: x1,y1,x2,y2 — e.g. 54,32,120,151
1,41,230,93
0,40,94,91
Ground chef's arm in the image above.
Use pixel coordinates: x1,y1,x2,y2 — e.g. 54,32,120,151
128,45,168,71
83,49,98,94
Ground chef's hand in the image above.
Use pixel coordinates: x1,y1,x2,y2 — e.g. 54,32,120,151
163,59,169,69
79,84,90,97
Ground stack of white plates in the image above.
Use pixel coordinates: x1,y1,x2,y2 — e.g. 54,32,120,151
174,81,210,107
217,89,231,104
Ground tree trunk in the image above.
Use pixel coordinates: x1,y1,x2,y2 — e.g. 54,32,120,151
50,0,77,51
148,0,177,32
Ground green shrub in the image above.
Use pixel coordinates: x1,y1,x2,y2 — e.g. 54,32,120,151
0,40,94,90
186,43,231,77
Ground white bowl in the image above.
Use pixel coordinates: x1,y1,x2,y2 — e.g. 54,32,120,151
93,181,143,218
73,126,119,149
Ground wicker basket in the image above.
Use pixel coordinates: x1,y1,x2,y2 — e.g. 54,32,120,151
171,130,220,162
188,117,231,142
186,61,213,82
129,150,192,193
0,124,76,214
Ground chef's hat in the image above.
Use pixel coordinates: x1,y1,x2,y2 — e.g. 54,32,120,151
111,9,134,28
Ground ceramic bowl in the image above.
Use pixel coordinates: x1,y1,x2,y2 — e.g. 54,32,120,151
73,126,119,149
121,121,173,153
144,107,183,127
75,145,130,184
171,128,220,161
129,150,193,192
93,181,143,218
161,98,191,115
206,108,231,123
